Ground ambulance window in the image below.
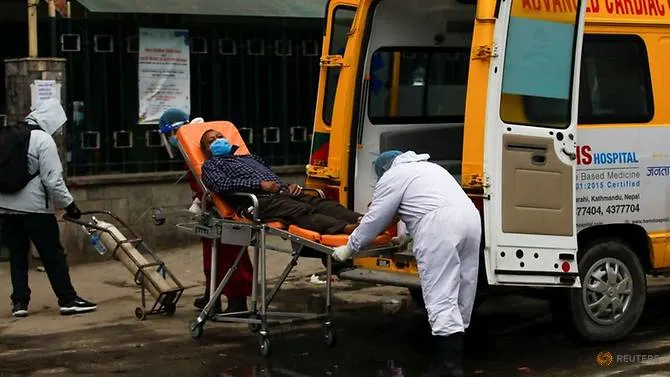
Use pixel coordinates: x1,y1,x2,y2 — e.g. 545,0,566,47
499,0,581,129
367,47,470,124
578,35,653,124
322,6,356,126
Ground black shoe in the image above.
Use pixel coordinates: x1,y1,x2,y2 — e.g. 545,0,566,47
223,298,249,317
193,292,209,310
12,303,29,318
421,333,465,377
60,297,97,315
194,293,222,314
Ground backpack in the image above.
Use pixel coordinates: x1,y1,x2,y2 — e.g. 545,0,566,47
0,123,42,194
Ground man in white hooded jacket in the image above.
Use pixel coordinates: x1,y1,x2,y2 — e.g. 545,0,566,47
0,98,96,317
332,150,481,377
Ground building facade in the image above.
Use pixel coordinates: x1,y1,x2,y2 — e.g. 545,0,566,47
0,0,327,262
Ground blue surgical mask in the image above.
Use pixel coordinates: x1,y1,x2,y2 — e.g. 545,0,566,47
210,138,233,156
168,135,178,147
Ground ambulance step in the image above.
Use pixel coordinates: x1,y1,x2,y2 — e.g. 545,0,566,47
338,268,421,288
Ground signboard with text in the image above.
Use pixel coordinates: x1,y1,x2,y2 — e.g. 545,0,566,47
576,127,670,232
30,80,61,110
138,28,190,125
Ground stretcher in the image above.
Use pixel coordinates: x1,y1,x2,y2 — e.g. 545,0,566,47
63,211,185,320
168,120,398,357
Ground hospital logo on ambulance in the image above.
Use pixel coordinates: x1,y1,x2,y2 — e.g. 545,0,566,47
576,145,639,166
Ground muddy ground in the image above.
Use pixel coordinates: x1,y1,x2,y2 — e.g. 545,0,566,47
0,241,669,377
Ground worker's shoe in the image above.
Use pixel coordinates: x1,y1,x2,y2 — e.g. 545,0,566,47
194,292,222,314
60,297,97,315
12,302,29,318
224,297,249,316
193,291,209,310
421,333,465,377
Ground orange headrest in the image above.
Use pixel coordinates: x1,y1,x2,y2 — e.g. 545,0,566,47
175,120,251,177
175,120,251,219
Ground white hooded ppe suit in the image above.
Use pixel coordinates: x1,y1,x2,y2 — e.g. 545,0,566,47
343,151,481,336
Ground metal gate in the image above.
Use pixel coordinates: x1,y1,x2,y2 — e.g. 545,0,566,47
54,16,322,177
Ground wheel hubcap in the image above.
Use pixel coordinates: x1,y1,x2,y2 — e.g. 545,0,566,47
582,257,633,325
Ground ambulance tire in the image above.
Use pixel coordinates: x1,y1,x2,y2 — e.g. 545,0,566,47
567,239,646,344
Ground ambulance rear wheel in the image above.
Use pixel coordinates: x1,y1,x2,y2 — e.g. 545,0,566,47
567,239,646,343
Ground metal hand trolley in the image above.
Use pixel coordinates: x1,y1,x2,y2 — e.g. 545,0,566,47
64,211,186,321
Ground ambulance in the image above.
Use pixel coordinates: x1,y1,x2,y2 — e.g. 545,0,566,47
305,0,670,343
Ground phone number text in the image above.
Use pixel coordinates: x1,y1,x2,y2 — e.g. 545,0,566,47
577,204,641,216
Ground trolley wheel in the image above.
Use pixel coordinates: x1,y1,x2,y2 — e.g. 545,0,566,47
135,307,146,321
165,303,177,316
324,324,337,348
248,313,261,333
189,319,204,340
258,335,272,357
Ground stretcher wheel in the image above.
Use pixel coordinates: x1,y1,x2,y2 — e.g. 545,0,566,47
165,303,177,316
258,335,271,357
189,319,204,340
324,324,337,348
135,307,146,321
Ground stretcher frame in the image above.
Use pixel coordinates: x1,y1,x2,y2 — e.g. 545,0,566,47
169,121,399,357
64,211,186,321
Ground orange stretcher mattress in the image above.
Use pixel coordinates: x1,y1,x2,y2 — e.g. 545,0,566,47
175,120,391,247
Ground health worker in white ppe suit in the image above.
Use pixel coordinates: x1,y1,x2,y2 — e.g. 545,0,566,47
332,150,481,377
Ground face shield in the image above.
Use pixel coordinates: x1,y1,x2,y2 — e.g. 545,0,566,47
157,108,190,158
159,120,188,159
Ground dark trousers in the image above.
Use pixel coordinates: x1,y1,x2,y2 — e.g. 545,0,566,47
1,214,77,307
258,194,361,234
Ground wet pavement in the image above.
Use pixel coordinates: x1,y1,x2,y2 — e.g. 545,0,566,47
1,284,669,377
0,244,668,377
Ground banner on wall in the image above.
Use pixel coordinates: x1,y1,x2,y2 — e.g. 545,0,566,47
138,28,190,124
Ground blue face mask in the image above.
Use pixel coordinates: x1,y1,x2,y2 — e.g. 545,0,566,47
210,138,233,156
168,135,178,147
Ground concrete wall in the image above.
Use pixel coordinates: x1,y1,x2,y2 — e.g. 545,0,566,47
55,170,306,265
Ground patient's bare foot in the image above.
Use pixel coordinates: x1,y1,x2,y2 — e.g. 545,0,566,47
342,223,358,234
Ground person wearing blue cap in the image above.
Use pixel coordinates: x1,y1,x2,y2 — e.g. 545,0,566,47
332,150,482,377
158,108,253,315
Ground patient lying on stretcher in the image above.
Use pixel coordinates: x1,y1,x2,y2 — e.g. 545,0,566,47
200,129,363,235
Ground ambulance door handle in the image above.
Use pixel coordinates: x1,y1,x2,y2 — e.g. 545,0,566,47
561,148,576,161
531,153,546,165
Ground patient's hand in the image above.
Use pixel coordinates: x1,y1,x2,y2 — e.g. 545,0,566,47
260,181,281,193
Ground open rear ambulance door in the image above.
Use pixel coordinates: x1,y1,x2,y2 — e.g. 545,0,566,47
482,0,587,287
308,0,358,171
